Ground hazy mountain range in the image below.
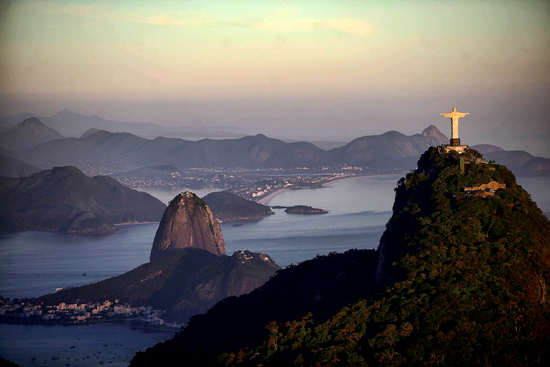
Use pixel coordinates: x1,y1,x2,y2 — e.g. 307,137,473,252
0,109,244,141
10,122,448,173
0,111,548,177
472,144,550,177
0,154,41,178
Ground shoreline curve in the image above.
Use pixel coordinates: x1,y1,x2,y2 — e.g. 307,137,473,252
256,175,360,206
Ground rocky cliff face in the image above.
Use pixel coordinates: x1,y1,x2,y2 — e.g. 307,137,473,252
150,191,226,261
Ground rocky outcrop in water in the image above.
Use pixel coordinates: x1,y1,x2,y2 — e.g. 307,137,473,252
150,191,226,261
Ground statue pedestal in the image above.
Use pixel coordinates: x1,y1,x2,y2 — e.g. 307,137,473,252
444,144,469,153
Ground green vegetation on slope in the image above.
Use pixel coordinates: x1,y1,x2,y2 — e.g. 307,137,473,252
132,147,550,366
130,249,379,366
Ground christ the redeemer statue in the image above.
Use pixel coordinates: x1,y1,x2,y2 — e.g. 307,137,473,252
440,107,469,146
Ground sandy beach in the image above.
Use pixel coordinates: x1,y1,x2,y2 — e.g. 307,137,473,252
257,188,289,205
256,175,359,206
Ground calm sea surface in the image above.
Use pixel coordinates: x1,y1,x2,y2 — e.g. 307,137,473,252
0,322,174,367
1,174,548,366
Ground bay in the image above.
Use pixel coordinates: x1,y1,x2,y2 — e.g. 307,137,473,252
221,175,400,267
1,175,547,300
0,322,174,367
0,224,158,299
0,175,398,367
1,174,548,367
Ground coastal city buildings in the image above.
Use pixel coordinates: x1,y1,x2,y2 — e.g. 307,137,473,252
0,296,183,330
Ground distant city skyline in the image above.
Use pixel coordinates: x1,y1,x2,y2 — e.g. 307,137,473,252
1,0,549,156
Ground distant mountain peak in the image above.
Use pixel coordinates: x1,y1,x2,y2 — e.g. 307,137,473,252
80,128,104,138
0,117,64,151
51,109,82,118
471,144,505,154
421,125,441,136
17,117,44,127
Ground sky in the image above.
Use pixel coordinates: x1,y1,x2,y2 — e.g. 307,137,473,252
1,0,549,155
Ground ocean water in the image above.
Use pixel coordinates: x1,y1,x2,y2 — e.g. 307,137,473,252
0,224,159,299
1,174,548,366
0,176,399,299
0,322,174,367
0,175,399,366
221,175,401,267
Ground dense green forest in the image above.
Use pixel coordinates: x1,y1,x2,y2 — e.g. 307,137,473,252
131,147,550,366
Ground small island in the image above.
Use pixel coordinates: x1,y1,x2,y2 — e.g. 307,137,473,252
284,205,328,215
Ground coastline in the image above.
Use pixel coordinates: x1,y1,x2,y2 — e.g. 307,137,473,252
256,175,361,206
115,221,160,226
257,188,290,205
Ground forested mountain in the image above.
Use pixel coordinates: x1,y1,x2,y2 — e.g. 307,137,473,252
131,147,550,367
202,191,274,223
0,166,166,234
